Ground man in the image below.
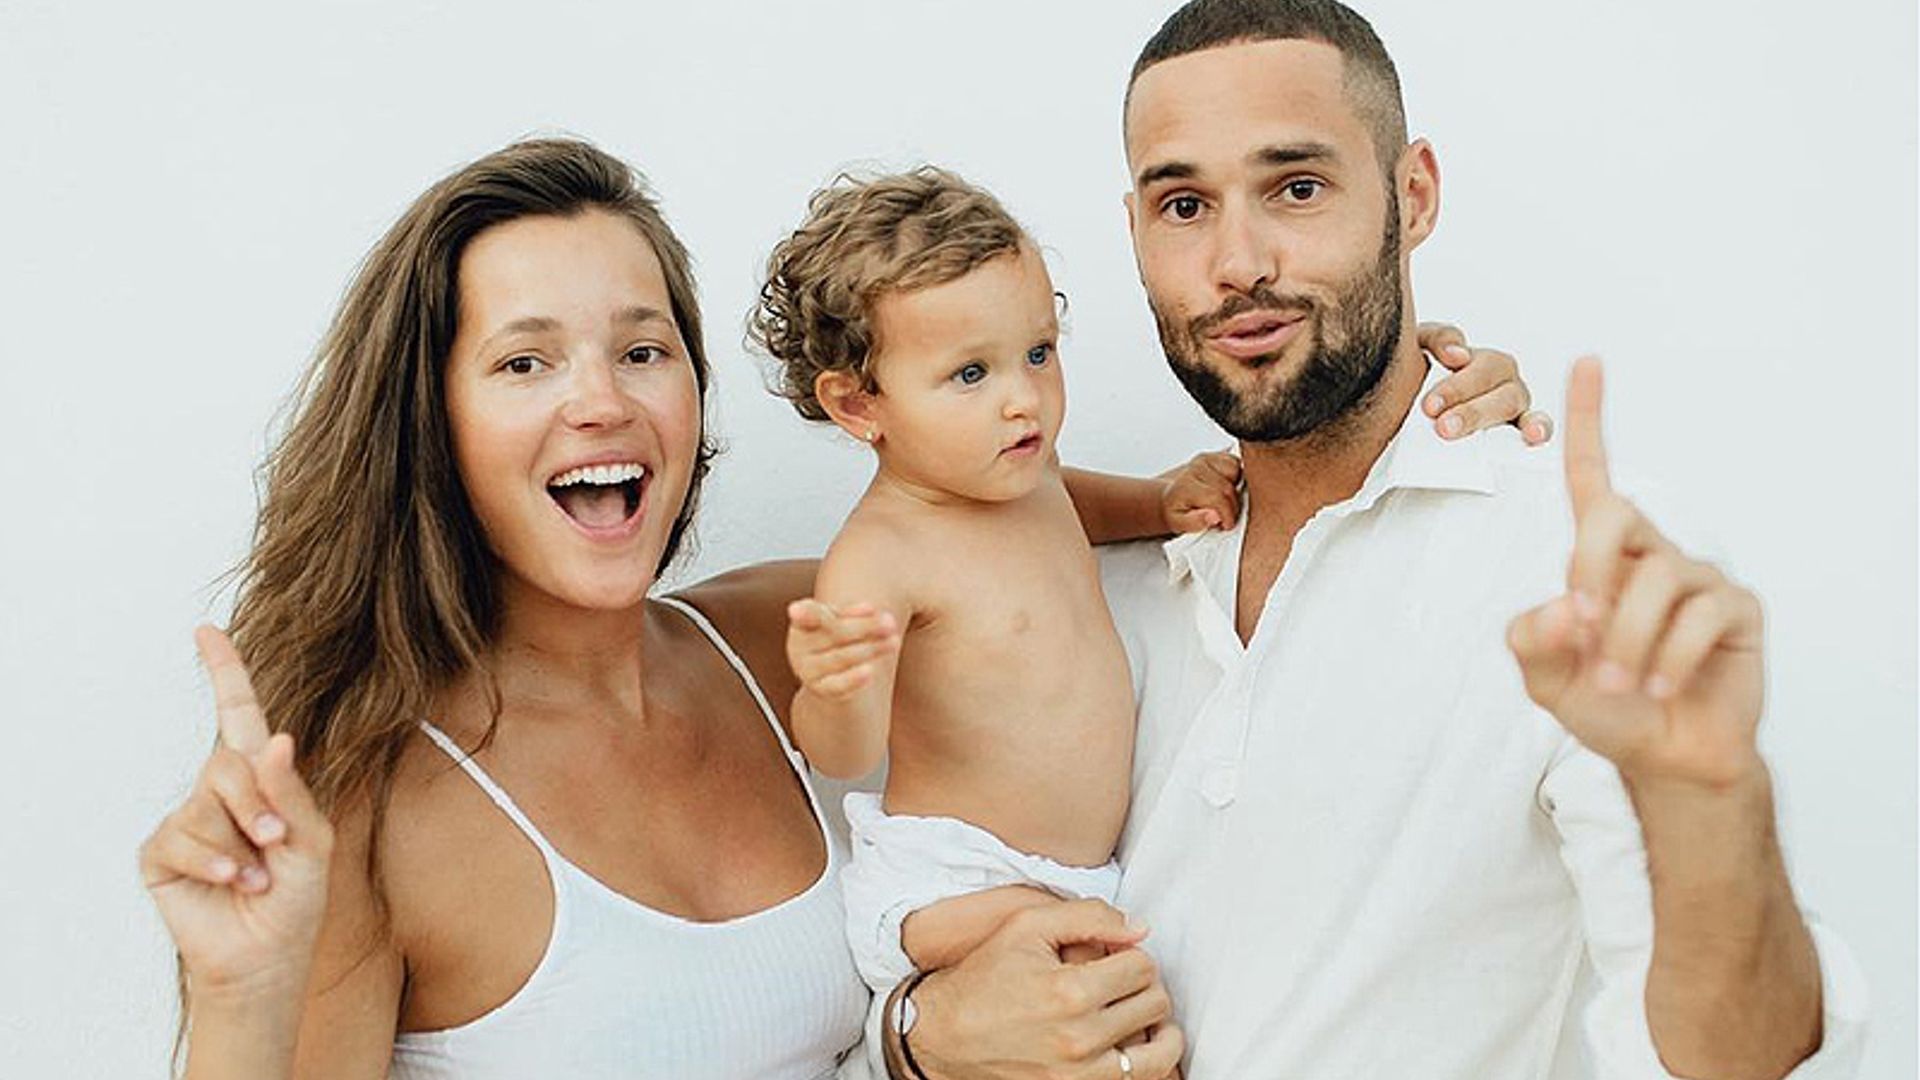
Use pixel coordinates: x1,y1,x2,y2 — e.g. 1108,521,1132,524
876,1,1866,1077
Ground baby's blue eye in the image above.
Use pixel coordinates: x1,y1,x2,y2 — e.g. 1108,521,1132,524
954,362,987,385
1026,344,1053,367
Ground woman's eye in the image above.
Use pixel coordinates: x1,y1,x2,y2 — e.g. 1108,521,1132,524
954,362,987,385
1026,344,1053,367
504,355,541,375
1164,195,1203,221
624,345,664,365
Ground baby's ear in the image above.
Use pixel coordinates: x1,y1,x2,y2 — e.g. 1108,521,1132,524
815,369,881,443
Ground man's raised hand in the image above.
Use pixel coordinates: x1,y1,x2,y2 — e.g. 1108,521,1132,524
1507,359,1766,788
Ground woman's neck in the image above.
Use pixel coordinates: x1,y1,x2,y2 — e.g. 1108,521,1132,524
477,575,656,726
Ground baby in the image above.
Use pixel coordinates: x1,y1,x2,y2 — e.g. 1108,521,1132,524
749,168,1238,996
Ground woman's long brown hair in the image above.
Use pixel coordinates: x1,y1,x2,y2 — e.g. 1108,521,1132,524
234,137,713,820
178,138,716,1057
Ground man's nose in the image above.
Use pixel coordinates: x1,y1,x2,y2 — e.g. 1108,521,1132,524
560,359,635,429
1211,198,1278,296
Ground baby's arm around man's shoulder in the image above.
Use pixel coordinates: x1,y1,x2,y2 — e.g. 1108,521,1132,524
1061,452,1243,544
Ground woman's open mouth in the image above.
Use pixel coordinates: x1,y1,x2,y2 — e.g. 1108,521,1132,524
547,462,647,533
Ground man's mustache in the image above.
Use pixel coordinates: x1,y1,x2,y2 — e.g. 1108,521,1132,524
1189,287,1316,338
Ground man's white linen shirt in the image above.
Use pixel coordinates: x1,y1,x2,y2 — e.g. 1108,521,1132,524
1100,399,1867,1079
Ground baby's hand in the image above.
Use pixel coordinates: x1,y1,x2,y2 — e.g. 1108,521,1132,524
786,599,901,699
1161,451,1242,533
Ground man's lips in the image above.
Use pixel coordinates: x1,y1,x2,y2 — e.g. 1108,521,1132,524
1205,310,1306,361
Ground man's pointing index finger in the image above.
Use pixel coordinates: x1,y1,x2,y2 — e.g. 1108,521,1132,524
1563,356,1613,518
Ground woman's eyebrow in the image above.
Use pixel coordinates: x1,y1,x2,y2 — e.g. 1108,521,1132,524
611,304,672,329
479,315,560,353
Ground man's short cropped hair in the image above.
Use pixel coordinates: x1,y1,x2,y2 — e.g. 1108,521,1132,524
750,166,1029,422
1128,0,1408,173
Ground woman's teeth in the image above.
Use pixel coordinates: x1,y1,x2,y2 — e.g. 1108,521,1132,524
549,462,647,488
548,463,647,528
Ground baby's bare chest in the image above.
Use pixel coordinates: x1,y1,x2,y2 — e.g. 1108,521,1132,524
922,509,1104,627
898,524,1130,713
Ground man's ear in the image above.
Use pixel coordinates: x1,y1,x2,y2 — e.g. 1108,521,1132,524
1399,138,1441,251
815,369,882,444
1123,190,1138,234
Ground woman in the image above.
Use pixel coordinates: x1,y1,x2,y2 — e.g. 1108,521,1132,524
137,137,1542,1078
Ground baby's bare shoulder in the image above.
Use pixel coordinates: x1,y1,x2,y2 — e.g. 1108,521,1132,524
814,501,933,611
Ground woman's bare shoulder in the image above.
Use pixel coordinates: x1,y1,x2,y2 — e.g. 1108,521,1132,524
668,560,820,728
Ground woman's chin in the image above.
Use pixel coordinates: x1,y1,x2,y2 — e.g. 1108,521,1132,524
556,571,657,612
499,557,659,616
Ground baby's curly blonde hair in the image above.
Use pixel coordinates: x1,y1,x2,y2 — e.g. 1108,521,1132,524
750,166,1030,421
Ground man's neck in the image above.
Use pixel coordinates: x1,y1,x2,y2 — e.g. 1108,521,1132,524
1231,336,1426,642
1239,338,1427,527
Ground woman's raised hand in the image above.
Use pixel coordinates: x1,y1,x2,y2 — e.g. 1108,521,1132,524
139,626,334,1002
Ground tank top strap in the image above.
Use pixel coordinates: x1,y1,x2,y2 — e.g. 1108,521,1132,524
417,720,564,866
654,594,806,767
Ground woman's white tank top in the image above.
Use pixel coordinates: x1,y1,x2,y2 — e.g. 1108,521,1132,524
389,596,868,1079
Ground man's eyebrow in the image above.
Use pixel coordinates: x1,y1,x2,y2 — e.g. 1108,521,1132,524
1253,142,1338,167
1136,142,1340,188
1136,161,1196,189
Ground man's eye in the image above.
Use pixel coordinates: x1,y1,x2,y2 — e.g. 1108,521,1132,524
1026,344,1053,367
1282,179,1324,203
504,355,541,375
954,362,987,385
1164,195,1203,221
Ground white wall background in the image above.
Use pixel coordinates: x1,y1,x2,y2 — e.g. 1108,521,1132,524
1,1,1912,1075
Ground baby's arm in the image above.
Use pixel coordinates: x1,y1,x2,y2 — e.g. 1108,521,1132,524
1061,452,1243,544
903,886,1108,972
787,528,907,780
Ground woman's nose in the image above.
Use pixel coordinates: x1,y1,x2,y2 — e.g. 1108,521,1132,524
560,361,634,429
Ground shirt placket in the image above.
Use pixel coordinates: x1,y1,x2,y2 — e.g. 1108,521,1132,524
1198,509,1342,815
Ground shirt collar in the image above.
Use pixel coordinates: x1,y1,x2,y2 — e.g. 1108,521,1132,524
1160,364,1501,585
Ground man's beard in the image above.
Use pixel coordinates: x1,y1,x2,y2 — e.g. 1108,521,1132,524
1152,199,1405,443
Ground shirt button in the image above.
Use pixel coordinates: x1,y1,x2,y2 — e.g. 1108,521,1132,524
1200,765,1237,808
